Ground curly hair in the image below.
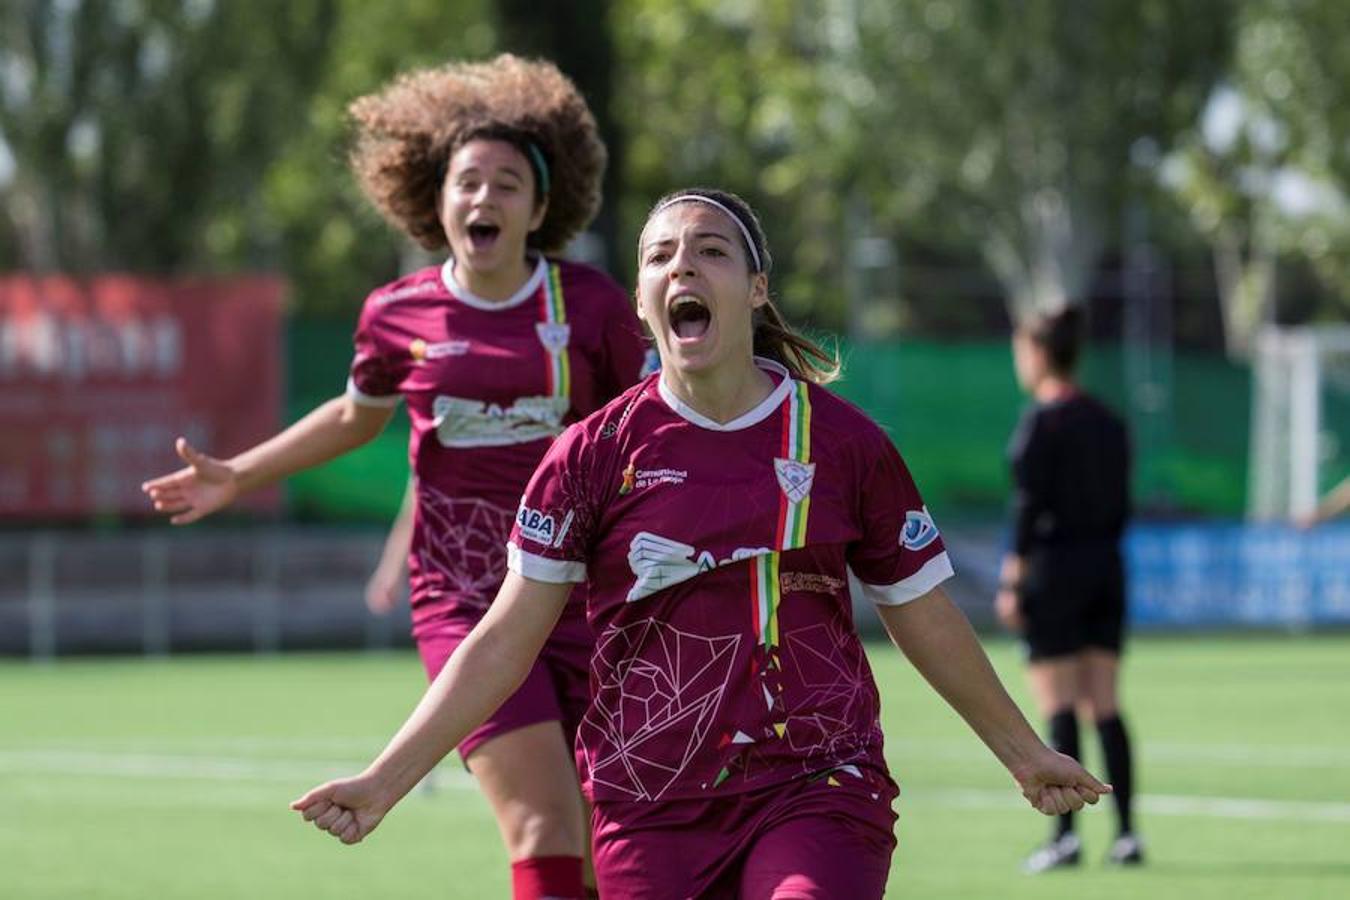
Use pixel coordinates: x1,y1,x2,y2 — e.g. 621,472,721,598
348,54,606,254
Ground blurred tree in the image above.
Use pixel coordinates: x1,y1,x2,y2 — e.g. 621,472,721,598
848,0,1233,323
612,0,847,320
1164,0,1350,356
0,0,496,315
494,0,623,271
0,0,339,274
258,0,495,315
613,0,1233,332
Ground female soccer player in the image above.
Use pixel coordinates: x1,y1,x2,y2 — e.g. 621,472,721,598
996,307,1142,872
142,56,646,900
292,188,1109,898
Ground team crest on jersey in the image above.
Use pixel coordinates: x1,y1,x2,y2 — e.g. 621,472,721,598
516,505,574,549
535,322,571,354
901,507,940,551
773,458,816,504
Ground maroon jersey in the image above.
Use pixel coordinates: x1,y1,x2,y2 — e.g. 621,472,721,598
347,257,646,632
508,359,953,802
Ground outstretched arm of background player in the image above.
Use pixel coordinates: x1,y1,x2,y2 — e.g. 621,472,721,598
1295,474,1350,529
876,586,1111,816
366,479,416,614
290,572,571,844
141,395,393,524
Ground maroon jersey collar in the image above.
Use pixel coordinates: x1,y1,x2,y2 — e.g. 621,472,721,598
656,357,793,432
440,256,548,311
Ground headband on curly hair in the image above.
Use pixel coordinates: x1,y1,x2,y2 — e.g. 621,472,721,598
348,54,606,254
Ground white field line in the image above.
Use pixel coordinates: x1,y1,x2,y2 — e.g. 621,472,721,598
10,735,1350,769
887,738,1350,769
1,748,1348,824
0,749,477,790
914,787,1350,824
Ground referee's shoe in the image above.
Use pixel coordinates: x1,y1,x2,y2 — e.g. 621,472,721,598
1107,833,1145,865
1022,832,1081,873
1020,831,1074,874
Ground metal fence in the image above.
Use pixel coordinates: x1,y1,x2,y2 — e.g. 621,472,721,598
0,529,411,659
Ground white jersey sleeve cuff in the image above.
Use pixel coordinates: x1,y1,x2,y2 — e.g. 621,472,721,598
850,552,955,607
507,542,587,584
346,377,402,408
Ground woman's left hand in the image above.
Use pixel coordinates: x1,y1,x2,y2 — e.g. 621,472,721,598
291,773,392,845
1010,747,1112,816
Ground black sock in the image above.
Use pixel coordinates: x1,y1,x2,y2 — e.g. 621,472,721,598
1097,714,1135,835
1048,708,1079,838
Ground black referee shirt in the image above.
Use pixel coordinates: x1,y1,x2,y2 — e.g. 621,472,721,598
1008,392,1131,555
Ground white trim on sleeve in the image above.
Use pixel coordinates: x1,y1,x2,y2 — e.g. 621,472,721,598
507,541,587,584
850,552,955,607
346,376,403,408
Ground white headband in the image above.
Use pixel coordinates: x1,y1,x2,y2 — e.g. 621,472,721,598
652,194,763,272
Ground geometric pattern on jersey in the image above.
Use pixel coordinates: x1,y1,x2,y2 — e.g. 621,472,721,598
711,607,878,790
579,617,742,801
415,483,515,610
779,614,878,763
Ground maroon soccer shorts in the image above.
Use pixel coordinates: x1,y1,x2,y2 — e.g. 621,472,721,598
415,603,592,761
590,767,899,899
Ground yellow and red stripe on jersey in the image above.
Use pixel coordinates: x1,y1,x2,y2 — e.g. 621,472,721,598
750,379,814,650
538,263,570,399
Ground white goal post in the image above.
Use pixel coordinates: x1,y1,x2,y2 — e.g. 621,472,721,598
1249,324,1350,520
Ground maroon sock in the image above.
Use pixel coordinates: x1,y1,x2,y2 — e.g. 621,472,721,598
510,855,585,900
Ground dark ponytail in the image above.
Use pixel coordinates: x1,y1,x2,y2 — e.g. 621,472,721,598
645,187,840,384
1023,306,1084,376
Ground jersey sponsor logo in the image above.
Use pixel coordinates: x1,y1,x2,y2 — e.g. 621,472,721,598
412,339,470,360
535,322,571,354
516,505,574,548
626,531,768,603
619,461,636,495
773,458,816,504
901,507,940,551
779,571,845,595
432,393,569,447
633,468,687,490
411,338,471,361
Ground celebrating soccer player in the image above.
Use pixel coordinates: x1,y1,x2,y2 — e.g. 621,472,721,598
292,187,1109,898
142,55,646,900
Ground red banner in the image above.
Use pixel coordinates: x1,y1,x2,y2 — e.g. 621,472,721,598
0,274,285,518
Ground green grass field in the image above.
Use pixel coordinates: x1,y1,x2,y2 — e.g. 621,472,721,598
4,635,1348,899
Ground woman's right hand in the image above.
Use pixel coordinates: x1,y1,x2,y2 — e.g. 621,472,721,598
995,587,1023,632
364,558,405,615
141,437,241,524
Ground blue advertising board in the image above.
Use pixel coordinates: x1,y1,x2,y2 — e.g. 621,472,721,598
1127,523,1350,628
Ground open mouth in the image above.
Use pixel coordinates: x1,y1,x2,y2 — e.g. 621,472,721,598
466,222,501,252
669,295,711,341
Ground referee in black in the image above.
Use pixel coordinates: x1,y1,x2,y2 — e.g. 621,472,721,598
995,307,1142,872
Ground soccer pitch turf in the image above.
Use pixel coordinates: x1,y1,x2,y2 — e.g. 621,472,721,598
3,635,1347,899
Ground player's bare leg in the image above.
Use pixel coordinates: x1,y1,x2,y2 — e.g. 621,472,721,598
466,721,591,899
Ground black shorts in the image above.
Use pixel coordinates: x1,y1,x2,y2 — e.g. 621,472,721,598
1019,545,1126,661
